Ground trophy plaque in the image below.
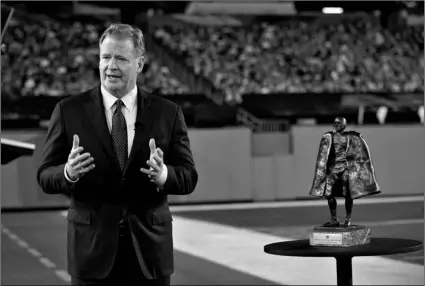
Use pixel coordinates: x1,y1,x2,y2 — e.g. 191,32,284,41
310,225,371,247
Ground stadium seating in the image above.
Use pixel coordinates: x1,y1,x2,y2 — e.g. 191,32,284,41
1,7,423,122
152,14,424,102
1,8,189,100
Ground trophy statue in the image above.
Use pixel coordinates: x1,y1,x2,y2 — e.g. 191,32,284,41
309,117,381,247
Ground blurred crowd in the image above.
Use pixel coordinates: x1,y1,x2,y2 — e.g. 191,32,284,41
1,9,189,99
2,9,424,105
153,14,424,102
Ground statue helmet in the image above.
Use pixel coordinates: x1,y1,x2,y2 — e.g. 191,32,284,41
333,117,347,132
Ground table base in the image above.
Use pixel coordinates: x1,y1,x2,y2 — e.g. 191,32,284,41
336,256,353,286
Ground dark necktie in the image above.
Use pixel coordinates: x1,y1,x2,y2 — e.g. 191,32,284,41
112,99,128,225
111,99,128,172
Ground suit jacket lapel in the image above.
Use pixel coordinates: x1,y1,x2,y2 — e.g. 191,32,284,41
124,87,157,175
84,86,121,172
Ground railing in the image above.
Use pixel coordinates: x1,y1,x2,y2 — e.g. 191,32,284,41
236,108,290,133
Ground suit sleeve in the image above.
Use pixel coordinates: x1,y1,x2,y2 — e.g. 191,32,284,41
37,103,74,195
162,106,198,195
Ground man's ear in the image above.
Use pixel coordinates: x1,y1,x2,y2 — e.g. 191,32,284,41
137,56,145,73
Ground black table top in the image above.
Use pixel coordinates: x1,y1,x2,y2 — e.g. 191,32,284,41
264,238,423,258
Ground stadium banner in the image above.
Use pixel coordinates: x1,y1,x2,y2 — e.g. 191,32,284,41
172,14,242,26
185,1,296,15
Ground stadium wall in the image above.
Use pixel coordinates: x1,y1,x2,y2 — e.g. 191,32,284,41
251,125,425,201
1,126,423,209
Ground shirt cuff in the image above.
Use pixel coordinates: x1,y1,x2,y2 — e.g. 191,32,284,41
64,164,79,183
156,164,168,189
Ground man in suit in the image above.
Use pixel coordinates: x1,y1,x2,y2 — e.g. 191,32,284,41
37,23,198,286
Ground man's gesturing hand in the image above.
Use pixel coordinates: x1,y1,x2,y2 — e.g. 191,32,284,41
140,138,165,183
65,135,95,181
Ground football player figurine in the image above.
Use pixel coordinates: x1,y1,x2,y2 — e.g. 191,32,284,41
309,117,381,228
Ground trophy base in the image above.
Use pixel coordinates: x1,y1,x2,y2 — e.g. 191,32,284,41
309,225,371,247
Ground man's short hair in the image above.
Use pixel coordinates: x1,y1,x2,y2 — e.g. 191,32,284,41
99,23,145,57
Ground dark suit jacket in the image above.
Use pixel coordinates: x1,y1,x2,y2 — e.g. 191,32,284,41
37,85,198,280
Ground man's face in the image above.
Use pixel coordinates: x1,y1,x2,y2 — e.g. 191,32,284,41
333,118,346,132
99,35,144,98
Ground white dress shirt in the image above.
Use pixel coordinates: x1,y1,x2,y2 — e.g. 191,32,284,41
64,85,167,187
102,84,137,156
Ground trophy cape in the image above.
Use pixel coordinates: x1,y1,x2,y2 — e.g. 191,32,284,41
309,131,381,199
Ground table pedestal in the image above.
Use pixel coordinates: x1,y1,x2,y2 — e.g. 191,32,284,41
336,257,352,286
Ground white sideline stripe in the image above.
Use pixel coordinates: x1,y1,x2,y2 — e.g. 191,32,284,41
2,227,11,234
270,219,425,237
28,248,42,257
1,226,69,283
61,208,422,228
39,257,56,269
361,218,424,227
8,233,18,240
55,270,71,283
293,219,424,229
59,211,424,285
169,195,424,212
16,239,29,248
172,216,424,285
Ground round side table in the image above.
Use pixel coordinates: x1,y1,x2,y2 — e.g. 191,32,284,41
264,238,423,286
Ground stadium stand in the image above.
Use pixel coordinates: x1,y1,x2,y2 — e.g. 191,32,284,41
1,2,423,129
0,7,189,101
152,14,424,103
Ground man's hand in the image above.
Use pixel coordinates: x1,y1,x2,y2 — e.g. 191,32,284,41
140,138,165,184
65,135,95,181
